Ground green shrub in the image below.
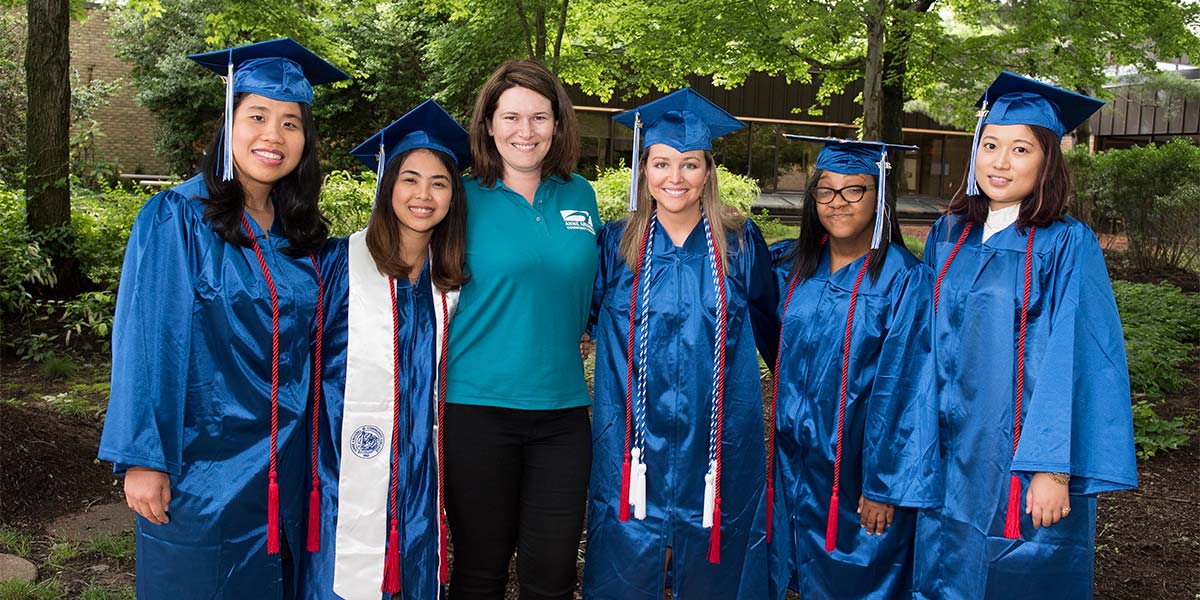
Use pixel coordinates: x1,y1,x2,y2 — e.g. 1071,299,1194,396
61,291,116,350
1132,399,1194,459
320,169,375,237
1074,139,1200,270
0,188,56,318
72,182,149,290
1113,280,1200,396
592,164,761,225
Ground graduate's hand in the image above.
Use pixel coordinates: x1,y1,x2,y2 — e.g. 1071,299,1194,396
125,467,171,525
857,496,894,535
1026,472,1070,529
580,333,591,360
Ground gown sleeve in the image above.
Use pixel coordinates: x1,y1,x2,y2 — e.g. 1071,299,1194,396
588,222,616,337
99,191,205,476
1010,224,1138,495
861,260,941,508
742,220,781,369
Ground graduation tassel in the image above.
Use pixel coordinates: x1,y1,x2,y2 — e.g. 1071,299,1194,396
1004,475,1022,539
221,57,235,181
824,490,839,552
267,470,281,554
618,451,633,522
627,112,642,211
871,148,888,250
382,519,402,594
965,101,987,197
706,497,722,564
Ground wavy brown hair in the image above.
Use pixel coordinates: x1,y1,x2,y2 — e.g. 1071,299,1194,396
468,60,580,187
948,124,1071,230
365,148,469,290
618,151,745,270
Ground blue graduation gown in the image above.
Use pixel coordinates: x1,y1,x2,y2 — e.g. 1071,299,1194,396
767,242,939,600
299,237,441,600
913,215,1138,600
582,218,780,600
99,175,319,599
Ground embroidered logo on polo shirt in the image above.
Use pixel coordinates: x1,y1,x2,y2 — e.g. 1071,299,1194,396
350,425,384,459
560,210,595,234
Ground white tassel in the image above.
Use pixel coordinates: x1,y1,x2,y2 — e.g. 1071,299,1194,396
702,461,716,528
871,148,888,250
631,447,647,520
627,113,642,212
965,102,988,197
374,143,386,203
221,59,235,181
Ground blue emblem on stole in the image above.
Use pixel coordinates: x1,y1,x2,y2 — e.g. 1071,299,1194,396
350,425,385,459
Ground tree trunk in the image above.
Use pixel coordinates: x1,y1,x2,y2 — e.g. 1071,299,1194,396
534,5,547,62
550,0,569,71
861,0,887,140
25,0,82,296
880,4,911,201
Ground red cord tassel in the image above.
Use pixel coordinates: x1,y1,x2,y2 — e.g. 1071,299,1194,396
382,520,401,594
306,479,321,552
1003,474,1022,539
439,515,450,584
824,490,839,553
618,453,632,522
706,498,722,564
267,471,280,554
765,483,774,544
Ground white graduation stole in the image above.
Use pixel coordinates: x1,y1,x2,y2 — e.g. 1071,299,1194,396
333,230,458,600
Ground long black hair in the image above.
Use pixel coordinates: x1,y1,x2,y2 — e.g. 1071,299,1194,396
365,147,469,291
198,93,328,256
783,169,906,284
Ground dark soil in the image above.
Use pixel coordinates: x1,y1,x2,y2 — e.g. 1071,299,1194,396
1104,252,1200,294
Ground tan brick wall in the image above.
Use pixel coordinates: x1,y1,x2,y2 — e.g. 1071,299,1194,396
70,8,168,175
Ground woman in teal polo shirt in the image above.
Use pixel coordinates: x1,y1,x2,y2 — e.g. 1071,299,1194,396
443,59,600,600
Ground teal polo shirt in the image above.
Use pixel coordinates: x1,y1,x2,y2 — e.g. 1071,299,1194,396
446,174,601,410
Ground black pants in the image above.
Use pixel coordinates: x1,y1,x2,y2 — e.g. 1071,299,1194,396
444,404,591,600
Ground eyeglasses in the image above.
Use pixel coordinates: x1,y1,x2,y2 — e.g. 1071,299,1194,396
813,185,875,204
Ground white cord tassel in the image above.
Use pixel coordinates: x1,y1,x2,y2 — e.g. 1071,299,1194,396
627,113,642,212
965,102,988,197
702,461,716,528
630,447,647,520
373,143,386,203
871,148,888,250
221,59,235,181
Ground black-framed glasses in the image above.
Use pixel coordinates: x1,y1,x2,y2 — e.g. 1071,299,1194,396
813,185,875,204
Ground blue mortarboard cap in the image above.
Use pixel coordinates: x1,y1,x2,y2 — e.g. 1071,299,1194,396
614,88,744,211
614,88,744,153
977,71,1104,137
784,135,918,250
965,72,1104,195
188,38,349,104
350,99,471,204
188,38,349,181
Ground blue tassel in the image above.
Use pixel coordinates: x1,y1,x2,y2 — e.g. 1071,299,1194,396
965,101,988,197
221,55,234,182
628,112,642,212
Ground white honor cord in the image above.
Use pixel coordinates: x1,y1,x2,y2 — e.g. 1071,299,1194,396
702,460,716,529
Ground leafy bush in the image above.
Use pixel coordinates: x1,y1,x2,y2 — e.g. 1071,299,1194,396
1131,399,1194,459
320,169,375,237
1074,139,1200,270
1113,280,1200,397
73,182,149,290
0,188,56,318
592,164,761,225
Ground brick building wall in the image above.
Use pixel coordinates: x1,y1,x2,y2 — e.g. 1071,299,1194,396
70,7,167,175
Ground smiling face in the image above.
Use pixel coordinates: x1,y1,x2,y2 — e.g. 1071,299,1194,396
643,144,709,219
815,171,876,246
390,149,453,239
230,93,305,196
488,86,555,178
974,124,1046,209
